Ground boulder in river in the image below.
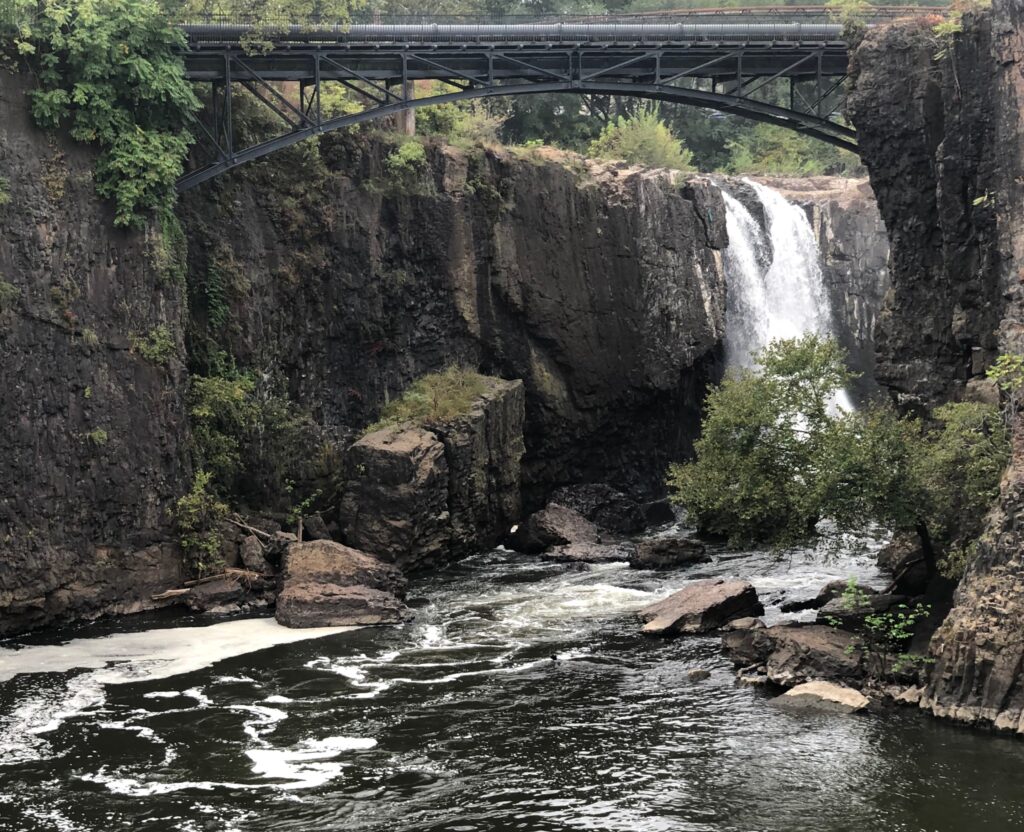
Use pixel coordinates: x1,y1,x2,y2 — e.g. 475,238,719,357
629,536,710,570
275,540,411,628
548,483,647,534
876,533,929,596
542,541,635,564
638,579,764,636
774,681,869,714
723,623,864,687
507,503,600,554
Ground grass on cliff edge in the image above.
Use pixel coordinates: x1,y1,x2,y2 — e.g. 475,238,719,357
365,367,490,435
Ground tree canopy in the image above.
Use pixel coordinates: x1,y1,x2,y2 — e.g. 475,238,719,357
668,336,1009,575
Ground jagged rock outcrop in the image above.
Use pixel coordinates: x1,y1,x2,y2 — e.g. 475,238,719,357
179,141,729,504
850,2,1024,732
0,73,190,635
339,377,524,570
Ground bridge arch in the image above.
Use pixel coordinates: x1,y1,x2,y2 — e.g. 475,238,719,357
178,81,855,191
177,16,858,190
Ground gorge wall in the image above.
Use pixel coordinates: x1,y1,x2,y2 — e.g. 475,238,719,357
178,140,730,507
850,1,1024,732
0,63,892,635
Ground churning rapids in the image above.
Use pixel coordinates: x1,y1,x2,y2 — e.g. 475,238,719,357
2,533,1024,832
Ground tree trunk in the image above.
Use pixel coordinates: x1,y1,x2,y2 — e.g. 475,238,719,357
915,521,938,577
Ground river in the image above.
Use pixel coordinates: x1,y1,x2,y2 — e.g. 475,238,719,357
2,529,1023,832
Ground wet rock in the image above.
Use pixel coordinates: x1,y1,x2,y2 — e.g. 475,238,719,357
876,534,929,596
688,669,712,682
774,681,869,714
339,378,525,571
542,542,635,564
629,536,710,570
638,579,764,636
508,504,600,555
816,593,909,631
185,573,273,615
763,625,863,687
275,540,410,628
548,484,646,534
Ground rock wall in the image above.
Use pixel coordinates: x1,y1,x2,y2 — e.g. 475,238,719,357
850,1,1024,732
0,73,190,635
339,377,524,570
179,140,729,504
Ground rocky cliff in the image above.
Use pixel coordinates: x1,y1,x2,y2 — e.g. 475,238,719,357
850,1,1024,732
0,73,190,635
179,139,730,505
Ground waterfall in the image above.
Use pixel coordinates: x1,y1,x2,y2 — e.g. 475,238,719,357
723,180,853,411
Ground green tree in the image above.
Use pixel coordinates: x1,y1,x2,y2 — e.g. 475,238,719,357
668,335,1010,573
6,0,201,227
588,108,694,171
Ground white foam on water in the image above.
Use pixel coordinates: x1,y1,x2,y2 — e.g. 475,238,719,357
0,617,357,766
245,735,378,790
229,704,289,741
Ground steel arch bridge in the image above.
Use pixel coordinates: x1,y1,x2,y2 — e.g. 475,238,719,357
175,8,897,190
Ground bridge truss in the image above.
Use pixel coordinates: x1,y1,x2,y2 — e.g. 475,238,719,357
178,19,855,190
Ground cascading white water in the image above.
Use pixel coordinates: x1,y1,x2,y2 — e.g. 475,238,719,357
723,179,853,411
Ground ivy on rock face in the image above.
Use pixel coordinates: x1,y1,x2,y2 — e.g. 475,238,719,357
7,0,200,227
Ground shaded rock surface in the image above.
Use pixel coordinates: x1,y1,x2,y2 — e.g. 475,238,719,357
639,579,763,636
542,542,635,564
339,378,524,571
275,540,410,628
0,73,190,636
630,536,710,570
723,624,864,687
548,483,647,534
816,593,909,631
507,503,600,555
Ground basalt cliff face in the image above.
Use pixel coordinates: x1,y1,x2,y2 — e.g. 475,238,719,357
851,2,1024,732
179,139,730,505
0,74,190,635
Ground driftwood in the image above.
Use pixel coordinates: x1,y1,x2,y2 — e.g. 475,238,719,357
182,567,263,588
150,588,192,601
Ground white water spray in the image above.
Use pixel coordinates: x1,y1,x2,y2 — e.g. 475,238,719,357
722,179,853,411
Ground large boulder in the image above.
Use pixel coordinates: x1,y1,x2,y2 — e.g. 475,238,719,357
275,540,411,628
638,579,764,636
339,378,525,571
774,681,869,714
779,579,859,613
630,536,710,570
724,624,864,687
548,484,646,534
507,503,600,554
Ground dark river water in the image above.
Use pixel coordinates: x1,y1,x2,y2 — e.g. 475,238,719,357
2,534,1023,832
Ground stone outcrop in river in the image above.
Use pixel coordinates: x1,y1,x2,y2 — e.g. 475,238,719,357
339,377,524,571
849,1,1024,733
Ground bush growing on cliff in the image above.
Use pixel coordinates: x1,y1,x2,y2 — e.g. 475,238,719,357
668,335,1010,571
174,470,228,577
367,366,489,433
8,0,201,227
588,108,694,172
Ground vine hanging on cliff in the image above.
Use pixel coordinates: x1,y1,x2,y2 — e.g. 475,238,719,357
4,0,200,227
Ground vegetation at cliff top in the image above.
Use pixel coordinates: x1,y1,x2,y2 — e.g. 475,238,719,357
587,108,694,171
366,367,491,434
668,335,1010,575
